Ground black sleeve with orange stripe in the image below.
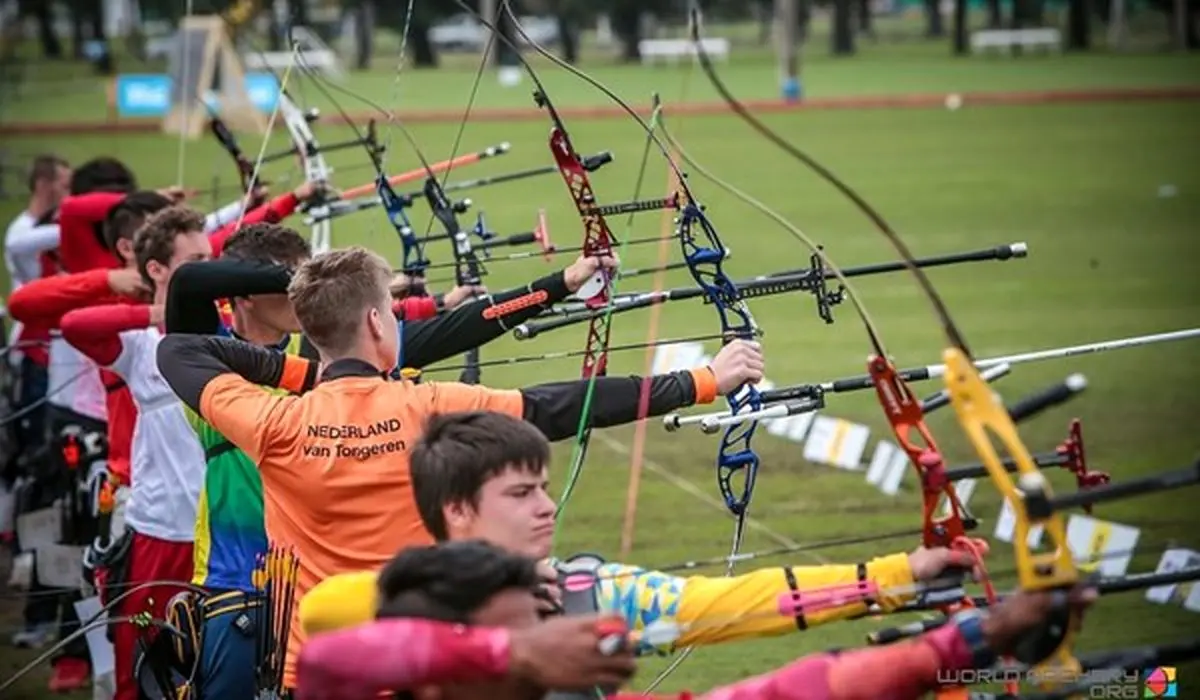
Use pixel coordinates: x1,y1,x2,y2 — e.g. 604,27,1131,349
401,271,571,369
157,334,318,413
517,367,718,442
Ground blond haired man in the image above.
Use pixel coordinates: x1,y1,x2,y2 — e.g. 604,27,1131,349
156,246,766,692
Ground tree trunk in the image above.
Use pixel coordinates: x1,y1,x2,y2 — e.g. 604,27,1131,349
611,4,642,62
355,0,375,69
27,0,63,58
89,0,112,74
858,0,875,37
287,0,309,27
953,0,968,53
1066,0,1090,48
832,0,855,53
267,7,283,50
778,0,801,100
1188,2,1199,49
925,0,945,36
410,18,438,67
758,0,773,45
987,0,1004,27
557,13,578,63
495,1,521,68
71,0,86,59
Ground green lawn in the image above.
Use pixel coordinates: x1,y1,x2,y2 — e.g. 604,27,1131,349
2,47,1200,698
4,37,1200,124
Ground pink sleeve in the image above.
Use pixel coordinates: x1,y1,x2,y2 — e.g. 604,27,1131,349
687,624,973,700
295,619,512,700
61,304,152,366
209,192,299,256
394,296,437,320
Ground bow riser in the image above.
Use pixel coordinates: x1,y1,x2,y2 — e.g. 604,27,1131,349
679,204,763,517
545,128,618,379
943,348,1083,685
868,356,974,549
548,128,616,306
377,177,429,282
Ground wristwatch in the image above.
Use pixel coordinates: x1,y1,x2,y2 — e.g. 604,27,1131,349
951,608,997,669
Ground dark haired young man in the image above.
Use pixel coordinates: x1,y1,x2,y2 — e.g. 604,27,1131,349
298,539,1098,700
302,411,982,653
298,541,638,700
157,245,762,692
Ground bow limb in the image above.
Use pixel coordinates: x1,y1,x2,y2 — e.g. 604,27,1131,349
687,4,1079,691
491,5,772,686
270,86,334,252
445,0,671,529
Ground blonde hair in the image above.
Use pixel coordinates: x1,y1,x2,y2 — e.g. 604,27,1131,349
288,246,393,355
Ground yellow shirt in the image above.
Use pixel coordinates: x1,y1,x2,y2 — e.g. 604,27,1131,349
298,554,915,654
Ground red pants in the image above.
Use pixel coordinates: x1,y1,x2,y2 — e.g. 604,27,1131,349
114,531,193,700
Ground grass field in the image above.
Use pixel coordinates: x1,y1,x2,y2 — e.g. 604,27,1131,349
2,41,1200,698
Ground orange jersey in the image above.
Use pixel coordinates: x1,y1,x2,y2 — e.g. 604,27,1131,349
159,334,713,688
165,348,522,687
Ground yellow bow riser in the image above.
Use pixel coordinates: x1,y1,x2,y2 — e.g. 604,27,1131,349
943,347,1084,688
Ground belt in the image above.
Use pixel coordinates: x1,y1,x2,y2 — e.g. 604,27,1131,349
200,590,262,621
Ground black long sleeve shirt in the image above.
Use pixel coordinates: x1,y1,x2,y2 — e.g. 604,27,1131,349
163,258,574,369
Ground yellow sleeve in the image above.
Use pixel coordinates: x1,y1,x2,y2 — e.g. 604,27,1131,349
674,552,914,647
298,571,379,636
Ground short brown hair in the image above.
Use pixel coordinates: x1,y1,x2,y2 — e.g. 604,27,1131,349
288,246,392,355
221,222,311,266
27,154,68,192
410,412,550,541
133,206,205,286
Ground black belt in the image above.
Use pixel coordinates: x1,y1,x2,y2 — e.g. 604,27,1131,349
199,590,261,621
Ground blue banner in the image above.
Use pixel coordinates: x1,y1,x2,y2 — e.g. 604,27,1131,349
114,73,279,117
115,74,172,117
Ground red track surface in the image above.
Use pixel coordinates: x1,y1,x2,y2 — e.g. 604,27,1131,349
2,85,1197,135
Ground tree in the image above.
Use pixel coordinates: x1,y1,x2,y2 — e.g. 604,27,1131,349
858,0,876,38
353,0,377,69
925,0,944,36
18,0,62,59
608,0,672,62
551,0,585,63
831,0,855,53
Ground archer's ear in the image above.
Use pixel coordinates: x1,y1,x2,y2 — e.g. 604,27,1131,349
115,238,135,265
366,306,385,340
443,501,473,534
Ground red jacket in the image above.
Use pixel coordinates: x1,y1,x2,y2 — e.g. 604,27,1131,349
14,252,62,367
58,193,124,274
9,270,137,484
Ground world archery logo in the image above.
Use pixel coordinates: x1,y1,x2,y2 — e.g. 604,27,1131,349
1143,666,1177,698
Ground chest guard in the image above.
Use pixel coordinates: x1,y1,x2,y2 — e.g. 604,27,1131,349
546,553,619,700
